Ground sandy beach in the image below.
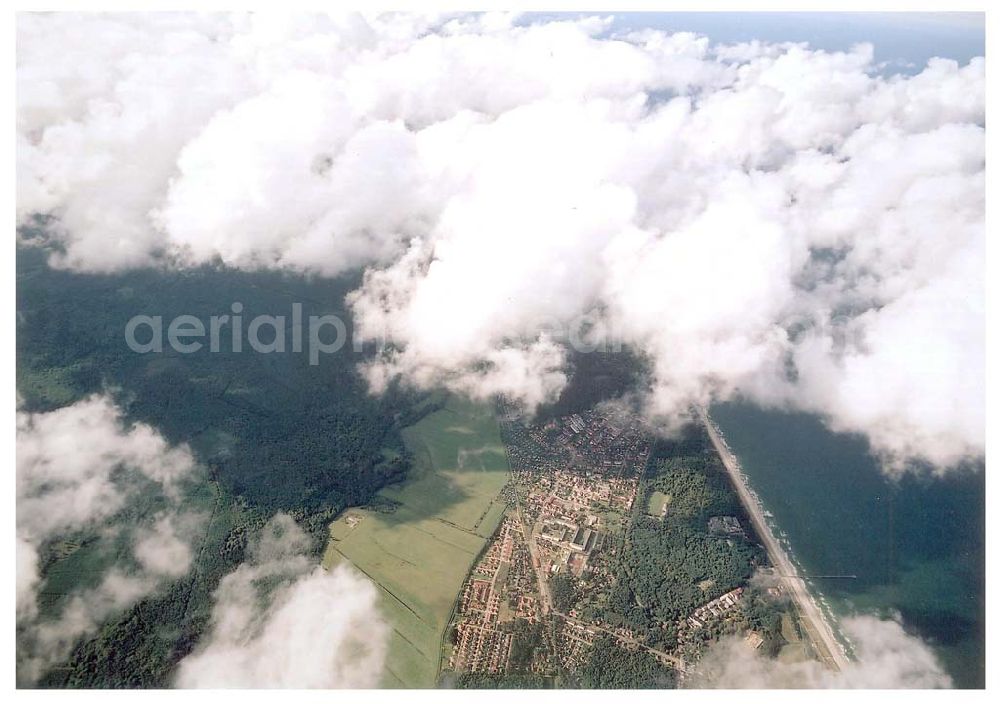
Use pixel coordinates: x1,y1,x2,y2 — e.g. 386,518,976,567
698,408,851,672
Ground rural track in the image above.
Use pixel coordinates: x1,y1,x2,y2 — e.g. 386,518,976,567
552,611,687,673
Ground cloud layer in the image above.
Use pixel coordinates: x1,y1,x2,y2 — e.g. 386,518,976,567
689,614,951,688
175,513,389,688
16,13,985,473
16,395,202,683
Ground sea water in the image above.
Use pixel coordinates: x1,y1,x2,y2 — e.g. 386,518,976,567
711,401,984,688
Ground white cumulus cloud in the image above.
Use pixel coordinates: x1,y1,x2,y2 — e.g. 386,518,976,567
689,614,951,688
175,513,389,688
16,395,202,684
15,13,985,474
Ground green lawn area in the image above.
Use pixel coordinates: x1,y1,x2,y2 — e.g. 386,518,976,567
646,491,671,518
321,396,510,687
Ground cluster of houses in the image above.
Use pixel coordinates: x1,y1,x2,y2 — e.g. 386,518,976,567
451,623,513,674
543,410,652,480
497,401,650,490
449,517,541,675
685,587,745,630
552,620,597,671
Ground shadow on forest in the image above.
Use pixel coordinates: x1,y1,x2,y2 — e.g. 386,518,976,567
16,244,475,529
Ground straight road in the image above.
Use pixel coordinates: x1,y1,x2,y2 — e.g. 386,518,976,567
553,611,687,672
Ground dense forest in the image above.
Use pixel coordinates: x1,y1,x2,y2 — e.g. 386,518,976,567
454,672,552,689
576,636,676,689
17,244,428,686
17,245,421,514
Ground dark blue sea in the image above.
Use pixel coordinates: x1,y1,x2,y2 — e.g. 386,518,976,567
711,401,985,688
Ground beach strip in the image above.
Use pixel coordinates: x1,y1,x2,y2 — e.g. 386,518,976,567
698,407,850,672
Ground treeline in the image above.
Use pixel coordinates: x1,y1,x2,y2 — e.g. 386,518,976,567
741,586,790,657
613,521,760,627
575,636,676,689
454,673,553,689
645,457,744,524
35,480,277,688
549,574,577,613
508,618,545,673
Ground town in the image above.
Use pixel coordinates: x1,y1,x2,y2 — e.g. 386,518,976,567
443,401,795,686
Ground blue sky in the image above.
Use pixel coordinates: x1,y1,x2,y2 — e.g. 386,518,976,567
521,12,985,71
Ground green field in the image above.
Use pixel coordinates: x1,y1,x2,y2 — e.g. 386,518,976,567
321,396,510,687
646,491,671,518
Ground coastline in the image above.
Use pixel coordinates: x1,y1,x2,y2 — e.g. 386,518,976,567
698,407,850,672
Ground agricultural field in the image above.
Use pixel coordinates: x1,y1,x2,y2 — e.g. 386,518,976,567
321,396,511,688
